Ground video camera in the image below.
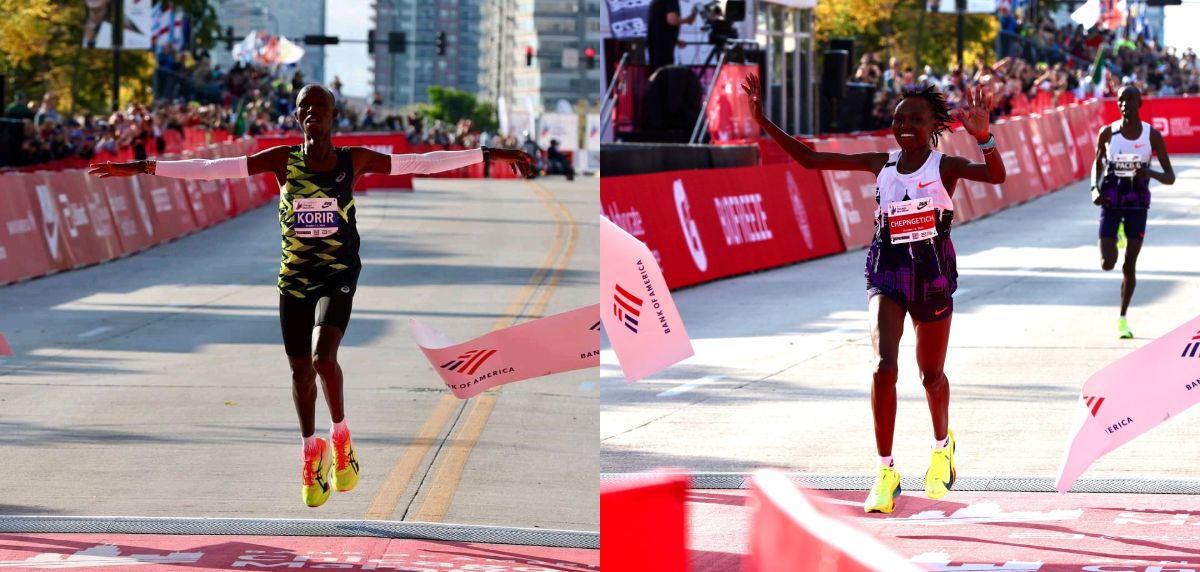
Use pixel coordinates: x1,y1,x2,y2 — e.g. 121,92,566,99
698,0,745,48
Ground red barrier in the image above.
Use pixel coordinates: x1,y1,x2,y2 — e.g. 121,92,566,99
601,163,844,289
746,470,920,572
20,173,75,271
989,120,1043,206
811,136,886,250
1030,112,1074,193
38,171,124,268
706,63,760,144
1066,104,1097,179
935,130,981,223
600,472,689,572
133,175,198,243
0,174,55,284
97,176,157,255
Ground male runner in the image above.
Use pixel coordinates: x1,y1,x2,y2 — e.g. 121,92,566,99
90,84,534,507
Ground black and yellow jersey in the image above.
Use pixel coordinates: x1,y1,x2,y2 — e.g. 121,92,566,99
277,145,360,297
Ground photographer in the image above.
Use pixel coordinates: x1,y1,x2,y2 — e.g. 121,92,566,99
647,0,698,74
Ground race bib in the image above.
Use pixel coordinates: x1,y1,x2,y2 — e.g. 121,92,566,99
1111,153,1144,178
887,198,938,244
293,197,339,238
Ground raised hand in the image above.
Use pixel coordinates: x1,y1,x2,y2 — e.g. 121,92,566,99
953,84,994,142
741,73,764,122
88,160,144,178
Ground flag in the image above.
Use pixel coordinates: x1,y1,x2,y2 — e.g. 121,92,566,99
409,305,600,399
151,3,169,52
600,216,693,382
1090,43,1108,87
1056,314,1200,493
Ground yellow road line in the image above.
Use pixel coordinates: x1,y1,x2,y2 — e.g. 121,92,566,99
493,183,566,328
408,395,498,522
407,180,578,523
363,394,461,519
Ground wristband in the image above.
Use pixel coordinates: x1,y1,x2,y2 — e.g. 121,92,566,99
481,145,490,164
977,134,996,150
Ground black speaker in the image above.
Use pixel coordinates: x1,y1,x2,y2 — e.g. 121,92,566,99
725,0,746,21
644,65,704,134
0,74,6,118
0,118,25,167
822,50,849,100
829,38,855,72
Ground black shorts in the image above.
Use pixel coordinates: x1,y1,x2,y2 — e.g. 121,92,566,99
279,285,355,357
1099,207,1148,241
867,286,954,323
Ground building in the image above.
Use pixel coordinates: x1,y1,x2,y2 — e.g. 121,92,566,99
211,0,326,88
371,0,483,107
480,0,602,112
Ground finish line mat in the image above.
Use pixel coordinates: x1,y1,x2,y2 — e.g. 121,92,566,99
0,534,598,570
688,489,1200,572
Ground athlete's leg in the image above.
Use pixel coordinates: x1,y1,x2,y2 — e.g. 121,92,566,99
313,293,354,423
913,314,953,442
1099,238,1118,271
280,295,319,437
1120,238,1143,316
869,294,906,457
1098,208,1120,270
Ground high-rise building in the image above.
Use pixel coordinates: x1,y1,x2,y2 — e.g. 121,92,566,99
211,0,326,88
480,0,602,113
371,0,483,107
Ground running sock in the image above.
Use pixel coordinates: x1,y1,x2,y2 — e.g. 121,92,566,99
879,456,894,469
302,434,318,455
934,436,949,449
331,420,349,441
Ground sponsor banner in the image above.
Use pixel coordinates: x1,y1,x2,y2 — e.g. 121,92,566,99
74,171,128,263
225,177,255,216
600,472,689,572
706,63,760,144
132,174,198,243
96,175,157,255
935,129,984,223
747,470,921,572
601,162,844,289
1057,314,1200,493
25,172,77,271
36,171,122,269
989,120,1045,207
255,134,416,191
410,304,600,399
1102,96,1200,153
812,136,888,250
0,174,55,284
1013,117,1056,199
1030,111,1075,193
603,0,651,38
586,113,601,152
1066,104,1098,181
601,217,693,382
538,113,580,152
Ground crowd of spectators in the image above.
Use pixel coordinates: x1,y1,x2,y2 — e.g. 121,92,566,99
847,12,1199,132
2,48,511,168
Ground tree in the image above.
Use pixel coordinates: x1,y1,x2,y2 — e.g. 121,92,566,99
426,86,499,133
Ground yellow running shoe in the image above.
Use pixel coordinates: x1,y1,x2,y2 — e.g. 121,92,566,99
302,438,332,508
925,429,957,500
864,465,902,513
1118,317,1134,339
331,432,360,492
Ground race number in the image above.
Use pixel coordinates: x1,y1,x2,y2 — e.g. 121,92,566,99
293,198,339,238
887,198,938,244
1111,153,1144,178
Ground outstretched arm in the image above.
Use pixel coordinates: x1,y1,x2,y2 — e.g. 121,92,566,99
350,146,535,178
942,85,1006,185
741,73,886,174
88,146,289,180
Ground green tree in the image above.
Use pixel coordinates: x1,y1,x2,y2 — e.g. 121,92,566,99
426,86,499,133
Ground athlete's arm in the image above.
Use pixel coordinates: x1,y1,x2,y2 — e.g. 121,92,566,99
349,146,535,178
741,73,886,174
1137,128,1175,186
87,146,289,181
943,85,1006,184
1091,126,1112,206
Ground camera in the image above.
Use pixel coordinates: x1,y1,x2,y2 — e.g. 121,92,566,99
699,0,744,47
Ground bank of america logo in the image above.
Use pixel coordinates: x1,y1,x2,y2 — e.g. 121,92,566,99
613,284,643,333
590,320,601,331
1083,395,1105,416
440,349,497,375
1182,331,1200,358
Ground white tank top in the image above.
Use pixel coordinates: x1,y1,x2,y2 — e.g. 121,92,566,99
874,150,954,220
1106,120,1152,165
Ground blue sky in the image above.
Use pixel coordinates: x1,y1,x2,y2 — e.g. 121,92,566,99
323,0,373,98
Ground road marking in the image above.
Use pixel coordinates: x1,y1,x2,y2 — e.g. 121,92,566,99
409,394,498,522
79,326,112,338
658,376,723,397
577,382,596,392
364,394,461,520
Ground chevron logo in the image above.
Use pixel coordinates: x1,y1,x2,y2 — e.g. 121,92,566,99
1083,395,1105,417
440,349,497,375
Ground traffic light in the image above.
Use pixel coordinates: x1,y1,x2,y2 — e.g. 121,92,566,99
304,35,339,45
388,31,406,54
526,45,534,67
585,47,596,69
1146,0,1181,5
435,31,446,56
368,30,375,54
225,26,234,51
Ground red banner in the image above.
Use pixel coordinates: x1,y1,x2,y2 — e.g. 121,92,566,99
0,174,55,284
706,63,760,145
811,136,888,250
989,120,1044,207
36,171,124,268
132,175,198,243
97,176,157,256
1101,96,1200,153
601,163,844,289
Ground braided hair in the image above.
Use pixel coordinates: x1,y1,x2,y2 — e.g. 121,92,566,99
900,84,953,148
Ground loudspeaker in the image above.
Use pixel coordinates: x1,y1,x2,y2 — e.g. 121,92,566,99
725,0,746,21
829,38,855,71
644,65,704,133
0,118,25,167
822,50,849,100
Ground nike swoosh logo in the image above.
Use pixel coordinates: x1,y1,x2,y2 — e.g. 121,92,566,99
1133,144,1145,149
934,306,949,316
918,181,936,189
